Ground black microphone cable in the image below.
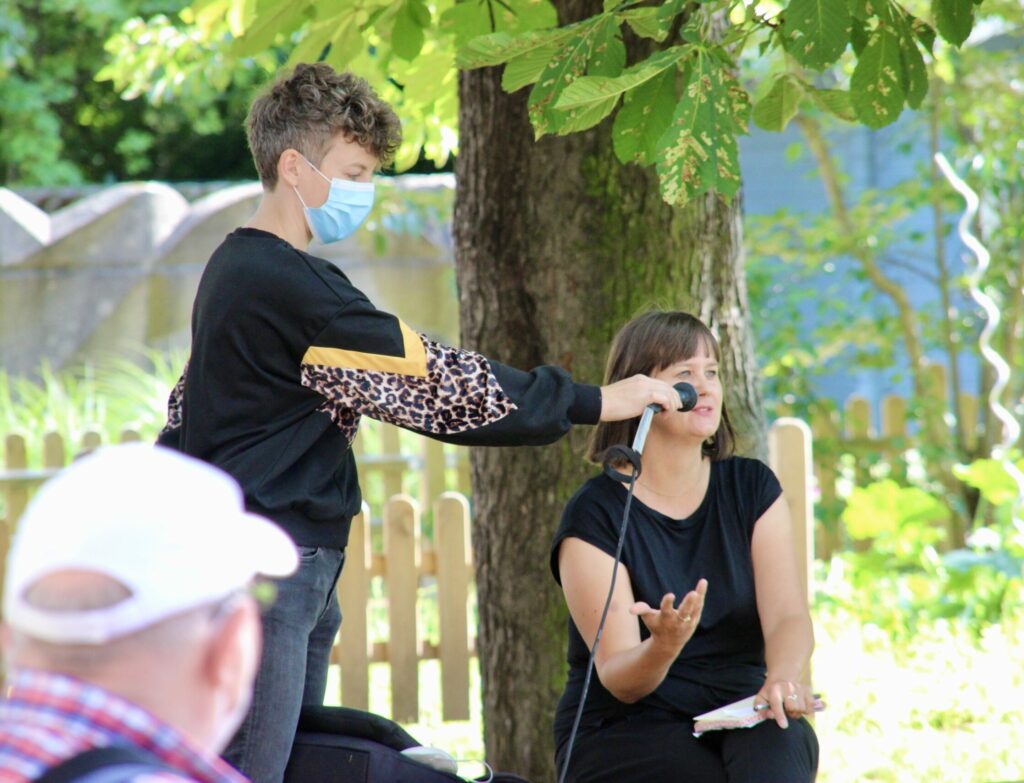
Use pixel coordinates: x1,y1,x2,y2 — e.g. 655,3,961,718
556,463,638,783
556,383,697,783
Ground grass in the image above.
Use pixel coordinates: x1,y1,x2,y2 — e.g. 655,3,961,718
323,604,1024,783
812,607,1024,782
0,353,186,461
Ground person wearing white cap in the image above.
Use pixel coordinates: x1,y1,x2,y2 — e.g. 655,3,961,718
0,444,298,783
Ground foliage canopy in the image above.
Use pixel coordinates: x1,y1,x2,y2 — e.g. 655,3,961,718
97,0,982,205
0,0,266,185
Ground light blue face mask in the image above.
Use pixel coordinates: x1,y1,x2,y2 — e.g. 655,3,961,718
294,155,375,244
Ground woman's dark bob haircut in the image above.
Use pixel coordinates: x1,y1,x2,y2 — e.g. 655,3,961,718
588,310,737,464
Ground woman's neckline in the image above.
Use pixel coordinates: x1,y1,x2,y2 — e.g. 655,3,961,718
608,459,715,523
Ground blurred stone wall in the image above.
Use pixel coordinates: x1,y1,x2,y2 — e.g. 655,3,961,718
0,176,457,377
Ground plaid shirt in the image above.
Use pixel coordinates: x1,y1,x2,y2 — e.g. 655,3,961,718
0,668,249,783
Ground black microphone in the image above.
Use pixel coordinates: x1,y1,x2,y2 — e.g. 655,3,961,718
631,382,699,456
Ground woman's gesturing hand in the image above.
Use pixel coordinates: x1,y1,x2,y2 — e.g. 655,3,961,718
629,578,708,653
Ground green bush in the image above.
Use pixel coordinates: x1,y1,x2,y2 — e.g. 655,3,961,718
0,352,186,462
823,460,1024,639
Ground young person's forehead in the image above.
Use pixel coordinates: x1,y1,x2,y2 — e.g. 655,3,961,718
320,134,379,170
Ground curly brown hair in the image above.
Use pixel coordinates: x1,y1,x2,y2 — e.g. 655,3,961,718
246,63,402,188
588,311,737,464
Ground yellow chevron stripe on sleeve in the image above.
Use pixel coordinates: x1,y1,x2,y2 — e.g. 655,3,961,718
302,320,428,378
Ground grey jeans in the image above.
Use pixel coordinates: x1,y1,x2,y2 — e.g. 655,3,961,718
222,545,346,783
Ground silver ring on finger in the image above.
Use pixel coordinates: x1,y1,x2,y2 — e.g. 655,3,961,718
787,694,798,701
682,615,693,623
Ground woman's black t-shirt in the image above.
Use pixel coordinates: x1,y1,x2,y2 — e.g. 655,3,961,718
549,457,782,749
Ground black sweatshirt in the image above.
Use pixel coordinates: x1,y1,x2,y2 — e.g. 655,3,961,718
158,228,601,548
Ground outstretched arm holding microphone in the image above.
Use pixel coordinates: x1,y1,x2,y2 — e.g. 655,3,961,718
156,62,692,783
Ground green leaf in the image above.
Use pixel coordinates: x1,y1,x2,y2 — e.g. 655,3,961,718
456,26,575,69
849,24,905,129
442,0,559,48
655,52,750,206
612,68,676,166
393,0,428,60
719,22,754,52
805,86,856,121
554,45,689,110
528,16,619,137
322,14,365,72
783,0,852,70
895,20,928,108
284,17,337,68
708,43,738,70
618,7,670,42
440,2,493,48
657,0,688,21
847,0,871,20
229,1,311,57
752,73,804,132
680,26,703,45
227,0,258,37
502,43,561,92
391,47,454,106
527,18,606,137
954,458,1024,508
407,0,431,28
555,16,625,134
507,0,560,32
842,480,947,540
849,16,869,54
182,0,232,35
911,15,936,52
588,16,626,76
933,0,974,47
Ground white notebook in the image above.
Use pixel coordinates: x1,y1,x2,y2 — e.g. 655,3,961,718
692,695,766,736
693,694,825,737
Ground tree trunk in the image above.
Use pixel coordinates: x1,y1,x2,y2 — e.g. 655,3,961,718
453,5,764,777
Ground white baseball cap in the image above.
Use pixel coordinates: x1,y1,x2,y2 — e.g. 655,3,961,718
3,444,298,644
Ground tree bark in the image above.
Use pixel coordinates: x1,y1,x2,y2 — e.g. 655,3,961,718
453,4,764,777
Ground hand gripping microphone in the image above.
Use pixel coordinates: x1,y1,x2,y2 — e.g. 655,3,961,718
602,382,699,483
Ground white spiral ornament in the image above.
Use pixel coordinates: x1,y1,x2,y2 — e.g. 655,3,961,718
934,152,1024,532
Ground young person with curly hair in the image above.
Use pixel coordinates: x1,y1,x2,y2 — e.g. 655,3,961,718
159,64,682,782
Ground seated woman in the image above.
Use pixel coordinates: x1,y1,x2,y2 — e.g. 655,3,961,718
551,310,819,783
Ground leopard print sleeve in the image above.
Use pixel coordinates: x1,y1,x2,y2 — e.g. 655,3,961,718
300,323,517,437
159,361,188,437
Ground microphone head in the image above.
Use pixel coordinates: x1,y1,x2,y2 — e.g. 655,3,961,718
674,382,698,412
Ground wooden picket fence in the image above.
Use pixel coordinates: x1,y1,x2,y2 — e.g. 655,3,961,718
804,364,980,557
336,494,476,723
0,419,815,723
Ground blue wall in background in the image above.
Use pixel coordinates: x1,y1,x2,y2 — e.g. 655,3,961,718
737,111,981,427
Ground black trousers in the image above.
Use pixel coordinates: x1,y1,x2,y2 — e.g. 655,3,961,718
556,709,818,783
